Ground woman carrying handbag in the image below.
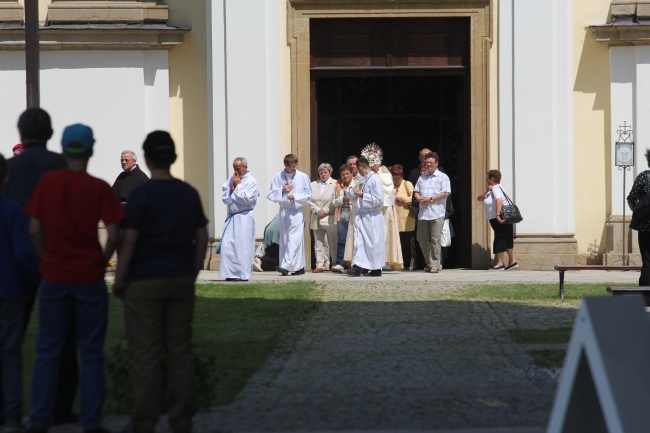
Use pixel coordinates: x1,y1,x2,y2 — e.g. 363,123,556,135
478,169,519,270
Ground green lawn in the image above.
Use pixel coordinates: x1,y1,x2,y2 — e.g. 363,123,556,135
23,282,321,414
20,281,616,414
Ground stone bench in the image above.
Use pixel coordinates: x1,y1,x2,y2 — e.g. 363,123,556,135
554,265,641,299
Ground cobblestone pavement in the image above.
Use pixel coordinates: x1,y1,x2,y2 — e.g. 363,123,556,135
56,270,639,433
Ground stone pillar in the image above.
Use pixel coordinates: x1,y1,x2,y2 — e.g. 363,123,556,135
47,0,168,23
0,0,23,22
604,216,640,265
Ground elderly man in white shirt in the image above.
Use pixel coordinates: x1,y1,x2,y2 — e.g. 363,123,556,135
413,152,451,273
219,157,259,281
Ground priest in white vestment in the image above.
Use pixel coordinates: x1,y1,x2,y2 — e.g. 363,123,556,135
219,157,259,281
347,157,385,276
267,153,312,276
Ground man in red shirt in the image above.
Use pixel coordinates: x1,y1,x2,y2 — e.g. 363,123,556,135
25,124,124,433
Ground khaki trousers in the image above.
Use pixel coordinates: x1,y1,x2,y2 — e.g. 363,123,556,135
416,217,444,270
124,276,196,433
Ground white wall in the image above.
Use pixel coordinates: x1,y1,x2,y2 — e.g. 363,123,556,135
208,0,282,238
0,50,170,185
498,0,574,234
609,46,650,215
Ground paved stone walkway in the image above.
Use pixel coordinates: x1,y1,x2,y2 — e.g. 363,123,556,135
54,269,641,432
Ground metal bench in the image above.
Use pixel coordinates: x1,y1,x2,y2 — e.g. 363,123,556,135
554,265,641,299
606,286,650,307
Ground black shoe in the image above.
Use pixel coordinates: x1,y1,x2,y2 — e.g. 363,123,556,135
291,268,305,276
347,265,364,277
277,267,289,276
367,269,382,277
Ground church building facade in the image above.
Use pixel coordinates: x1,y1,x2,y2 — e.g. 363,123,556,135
0,0,645,270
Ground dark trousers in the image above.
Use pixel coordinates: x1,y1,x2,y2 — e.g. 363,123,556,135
639,231,650,286
399,231,414,270
20,277,78,423
412,220,427,270
489,218,514,254
124,276,197,433
260,243,280,271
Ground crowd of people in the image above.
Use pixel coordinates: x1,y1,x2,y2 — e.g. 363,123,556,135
218,144,472,279
0,106,521,433
1,108,206,433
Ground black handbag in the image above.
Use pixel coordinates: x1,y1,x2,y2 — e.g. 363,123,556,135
498,186,523,224
632,173,650,221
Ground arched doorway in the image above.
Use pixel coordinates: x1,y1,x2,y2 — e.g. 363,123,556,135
310,17,470,268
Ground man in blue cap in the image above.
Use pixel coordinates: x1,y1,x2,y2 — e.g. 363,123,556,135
25,124,124,433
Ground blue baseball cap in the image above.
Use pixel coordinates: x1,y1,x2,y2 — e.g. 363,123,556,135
61,124,95,154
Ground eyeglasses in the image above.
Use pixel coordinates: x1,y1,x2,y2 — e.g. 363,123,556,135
121,159,134,162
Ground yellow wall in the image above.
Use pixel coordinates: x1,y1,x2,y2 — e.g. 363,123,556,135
573,0,611,261
166,0,210,214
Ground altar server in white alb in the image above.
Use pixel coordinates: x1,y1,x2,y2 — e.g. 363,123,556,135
267,153,312,276
347,157,385,277
219,157,259,281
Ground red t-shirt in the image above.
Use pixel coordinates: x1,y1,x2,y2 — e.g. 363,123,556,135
25,170,125,284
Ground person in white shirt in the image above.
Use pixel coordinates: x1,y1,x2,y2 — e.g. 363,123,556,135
478,169,518,270
219,157,259,281
413,152,451,273
308,163,337,272
267,154,312,276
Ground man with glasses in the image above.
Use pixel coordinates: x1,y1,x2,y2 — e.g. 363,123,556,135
413,152,450,274
112,150,149,204
267,154,312,276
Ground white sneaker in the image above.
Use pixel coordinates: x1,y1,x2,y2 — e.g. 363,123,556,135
332,264,344,273
252,262,263,272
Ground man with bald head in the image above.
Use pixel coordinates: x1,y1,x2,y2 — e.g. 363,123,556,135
408,148,432,186
219,157,259,281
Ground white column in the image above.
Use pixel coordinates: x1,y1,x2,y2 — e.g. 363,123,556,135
208,0,282,238
610,46,635,215
501,0,574,234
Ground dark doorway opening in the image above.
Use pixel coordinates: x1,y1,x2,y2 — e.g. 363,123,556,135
309,17,471,268
312,74,466,268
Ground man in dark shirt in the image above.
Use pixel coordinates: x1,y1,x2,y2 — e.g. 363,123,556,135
407,148,431,270
112,150,149,203
7,109,66,207
7,108,78,425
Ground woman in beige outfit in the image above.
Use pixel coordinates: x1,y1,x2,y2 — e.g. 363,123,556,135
391,164,416,269
309,163,337,272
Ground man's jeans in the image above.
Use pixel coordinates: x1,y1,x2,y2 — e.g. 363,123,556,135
0,300,24,422
30,279,108,431
336,212,350,266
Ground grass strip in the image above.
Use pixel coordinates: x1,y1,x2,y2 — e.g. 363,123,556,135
460,283,611,304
